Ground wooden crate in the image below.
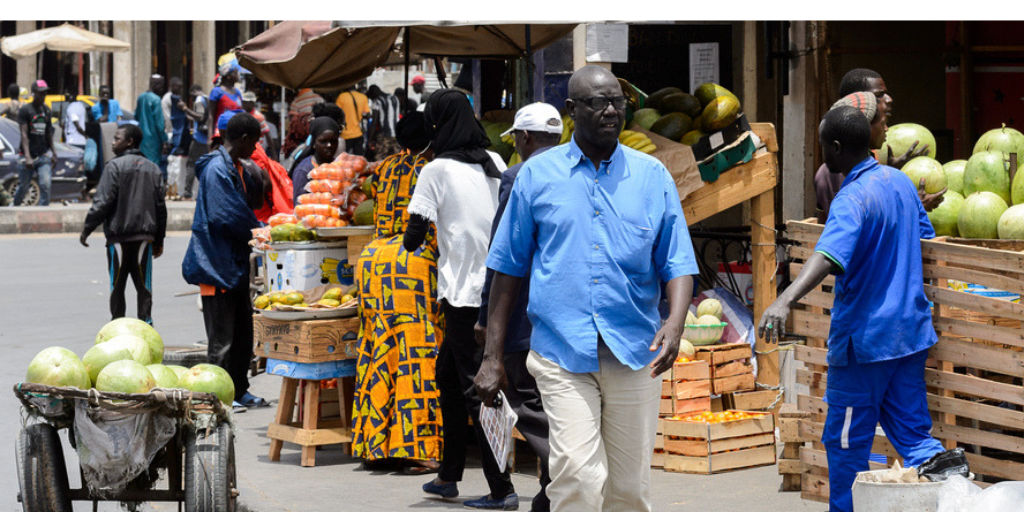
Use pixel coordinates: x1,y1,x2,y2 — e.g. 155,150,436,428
777,403,810,492
671,396,712,416
695,343,756,395
787,219,1024,503
254,315,360,363
661,411,777,474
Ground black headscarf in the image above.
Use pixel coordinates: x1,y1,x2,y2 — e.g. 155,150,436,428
309,116,340,141
395,112,430,153
424,89,501,178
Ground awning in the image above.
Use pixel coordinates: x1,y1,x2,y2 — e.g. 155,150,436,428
0,23,130,58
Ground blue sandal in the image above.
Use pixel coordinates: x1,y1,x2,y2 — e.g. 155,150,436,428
239,392,269,408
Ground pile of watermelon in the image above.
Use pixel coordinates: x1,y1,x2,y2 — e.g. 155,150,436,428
24,318,235,406
887,124,1024,239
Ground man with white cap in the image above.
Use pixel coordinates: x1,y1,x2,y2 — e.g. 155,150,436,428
474,102,562,512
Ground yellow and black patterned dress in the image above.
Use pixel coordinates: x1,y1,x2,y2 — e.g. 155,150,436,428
352,151,443,462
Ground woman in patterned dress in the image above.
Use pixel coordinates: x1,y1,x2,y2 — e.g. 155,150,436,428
352,112,442,473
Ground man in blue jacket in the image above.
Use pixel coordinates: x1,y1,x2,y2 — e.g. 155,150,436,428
182,112,267,411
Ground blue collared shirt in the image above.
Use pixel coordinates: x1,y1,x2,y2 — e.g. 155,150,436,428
814,157,937,367
486,136,699,373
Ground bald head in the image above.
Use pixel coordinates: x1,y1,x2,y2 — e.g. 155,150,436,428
568,65,619,99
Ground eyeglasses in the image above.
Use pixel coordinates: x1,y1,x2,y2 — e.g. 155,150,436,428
571,96,628,111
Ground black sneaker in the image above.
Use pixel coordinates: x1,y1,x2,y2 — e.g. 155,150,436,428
917,447,970,482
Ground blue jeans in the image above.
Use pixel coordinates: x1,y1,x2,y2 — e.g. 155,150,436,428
15,158,52,206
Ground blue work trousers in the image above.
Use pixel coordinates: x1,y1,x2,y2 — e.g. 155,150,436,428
822,346,945,512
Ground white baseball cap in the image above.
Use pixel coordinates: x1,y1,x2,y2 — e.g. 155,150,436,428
501,102,563,137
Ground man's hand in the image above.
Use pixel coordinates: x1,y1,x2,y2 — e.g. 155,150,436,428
176,100,187,111
473,322,487,347
887,141,929,170
474,357,507,407
758,299,791,345
162,142,171,156
918,178,947,212
23,157,35,169
153,245,163,258
79,233,89,247
648,319,684,378
50,153,58,167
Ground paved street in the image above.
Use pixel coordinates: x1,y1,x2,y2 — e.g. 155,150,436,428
0,232,822,512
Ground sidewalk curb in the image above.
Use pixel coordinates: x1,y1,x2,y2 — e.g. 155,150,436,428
0,203,195,234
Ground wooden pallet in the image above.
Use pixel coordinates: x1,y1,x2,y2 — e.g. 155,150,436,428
661,411,777,474
787,219,1024,503
777,403,810,491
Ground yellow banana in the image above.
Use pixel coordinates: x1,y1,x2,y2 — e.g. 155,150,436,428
636,143,657,154
623,133,648,147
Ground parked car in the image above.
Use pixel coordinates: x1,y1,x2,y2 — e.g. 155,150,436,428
0,117,87,205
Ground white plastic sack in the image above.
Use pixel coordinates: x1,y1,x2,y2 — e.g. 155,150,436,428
938,475,1024,512
73,400,176,496
167,155,184,188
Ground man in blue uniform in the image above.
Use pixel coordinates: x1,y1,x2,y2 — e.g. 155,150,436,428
759,106,957,512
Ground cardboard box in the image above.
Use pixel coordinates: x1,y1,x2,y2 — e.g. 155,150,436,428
254,315,360,363
696,135,757,183
263,241,353,292
690,114,753,162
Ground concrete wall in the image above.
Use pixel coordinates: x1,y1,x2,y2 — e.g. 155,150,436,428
193,21,216,94
15,21,36,85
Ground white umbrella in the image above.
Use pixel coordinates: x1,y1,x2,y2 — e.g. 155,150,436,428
0,23,130,58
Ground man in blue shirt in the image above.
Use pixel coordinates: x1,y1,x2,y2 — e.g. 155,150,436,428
92,85,123,123
475,102,563,512
758,106,951,512
477,66,698,512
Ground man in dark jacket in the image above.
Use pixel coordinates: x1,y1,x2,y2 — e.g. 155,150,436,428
80,124,167,325
181,112,267,411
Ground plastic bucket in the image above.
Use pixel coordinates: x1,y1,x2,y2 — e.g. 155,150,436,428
851,470,945,512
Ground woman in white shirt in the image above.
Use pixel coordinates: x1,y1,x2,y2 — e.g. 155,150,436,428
404,89,519,510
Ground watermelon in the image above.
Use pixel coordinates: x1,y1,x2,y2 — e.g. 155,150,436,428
879,123,937,167
964,151,1011,204
958,191,1008,239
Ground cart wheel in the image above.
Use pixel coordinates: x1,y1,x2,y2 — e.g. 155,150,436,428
184,423,236,512
16,423,72,512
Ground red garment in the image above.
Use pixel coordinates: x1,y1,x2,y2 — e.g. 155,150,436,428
250,143,295,223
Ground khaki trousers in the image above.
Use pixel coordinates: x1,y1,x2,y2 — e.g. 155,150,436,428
526,345,661,512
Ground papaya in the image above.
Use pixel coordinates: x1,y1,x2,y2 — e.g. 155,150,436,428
631,108,661,131
644,87,684,110
352,199,375,226
292,224,315,241
270,225,292,242
649,113,692,142
659,93,703,118
680,130,705,146
693,83,740,109
701,96,741,132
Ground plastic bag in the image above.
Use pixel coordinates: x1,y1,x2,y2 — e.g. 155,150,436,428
938,475,1024,512
268,213,298,227
294,203,340,219
72,400,176,497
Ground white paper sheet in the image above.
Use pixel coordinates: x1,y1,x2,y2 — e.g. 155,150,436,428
479,391,519,472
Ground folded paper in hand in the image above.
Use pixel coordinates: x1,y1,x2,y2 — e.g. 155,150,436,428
479,391,518,473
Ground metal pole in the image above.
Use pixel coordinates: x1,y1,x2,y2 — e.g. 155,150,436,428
526,24,534,103
403,27,410,115
280,85,286,148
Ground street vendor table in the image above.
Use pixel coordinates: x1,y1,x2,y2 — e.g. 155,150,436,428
265,359,356,467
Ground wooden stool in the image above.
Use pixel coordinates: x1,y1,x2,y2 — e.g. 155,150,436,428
268,375,355,467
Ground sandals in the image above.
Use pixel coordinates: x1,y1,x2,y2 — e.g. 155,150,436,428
238,392,270,408
231,401,248,413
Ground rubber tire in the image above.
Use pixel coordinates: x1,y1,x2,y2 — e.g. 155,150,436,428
184,423,236,512
16,423,72,512
4,178,40,206
162,346,208,368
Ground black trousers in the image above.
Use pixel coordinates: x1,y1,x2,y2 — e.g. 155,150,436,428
437,301,514,498
504,350,551,512
344,135,365,156
106,240,153,324
201,286,253,399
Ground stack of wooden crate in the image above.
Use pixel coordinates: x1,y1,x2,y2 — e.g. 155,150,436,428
695,342,756,395
654,359,711,468
777,403,810,491
662,411,777,474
